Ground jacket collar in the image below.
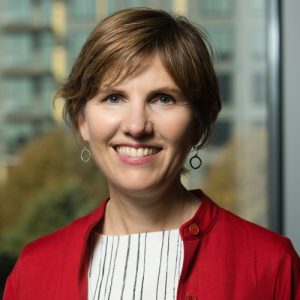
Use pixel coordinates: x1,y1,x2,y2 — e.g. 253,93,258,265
82,189,220,241
181,189,220,241
78,189,220,299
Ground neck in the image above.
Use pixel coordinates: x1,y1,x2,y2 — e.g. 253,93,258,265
95,178,201,236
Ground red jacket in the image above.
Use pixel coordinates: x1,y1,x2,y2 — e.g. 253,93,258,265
3,190,300,299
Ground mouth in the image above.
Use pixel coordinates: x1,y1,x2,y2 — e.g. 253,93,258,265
114,146,162,158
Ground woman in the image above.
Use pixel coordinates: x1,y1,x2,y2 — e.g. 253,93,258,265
4,8,300,300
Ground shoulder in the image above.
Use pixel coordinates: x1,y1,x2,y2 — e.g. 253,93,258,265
19,200,105,260
194,190,297,258
5,207,102,298
13,204,102,275
217,207,300,267
219,207,285,242
10,215,88,281
4,209,101,300
22,213,90,256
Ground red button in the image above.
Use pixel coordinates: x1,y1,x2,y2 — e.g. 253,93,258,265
185,292,197,300
189,223,199,235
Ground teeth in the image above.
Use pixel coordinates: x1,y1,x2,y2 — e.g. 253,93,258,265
116,146,160,158
131,148,137,157
144,148,149,156
126,147,130,156
137,148,143,157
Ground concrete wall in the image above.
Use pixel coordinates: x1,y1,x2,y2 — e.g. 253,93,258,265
283,0,300,254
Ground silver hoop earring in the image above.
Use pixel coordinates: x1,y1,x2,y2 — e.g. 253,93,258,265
189,149,202,169
81,147,91,163
81,139,91,163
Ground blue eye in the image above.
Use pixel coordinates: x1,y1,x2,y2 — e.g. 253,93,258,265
158,96,171,104
107,96,121,103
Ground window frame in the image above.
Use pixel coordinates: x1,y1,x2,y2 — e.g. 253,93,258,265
267,0,282,233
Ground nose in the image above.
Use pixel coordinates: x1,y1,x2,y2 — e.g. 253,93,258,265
122,102,153,137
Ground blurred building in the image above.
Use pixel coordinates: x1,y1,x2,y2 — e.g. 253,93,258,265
0,0,99,180
0,0,57,175
0,0,268,225
186,0,267,181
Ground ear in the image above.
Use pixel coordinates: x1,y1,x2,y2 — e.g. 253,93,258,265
78,114,90,142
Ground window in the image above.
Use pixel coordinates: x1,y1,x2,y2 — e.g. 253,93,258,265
127,0,145,7
2,0,32,23
162,0,172,11
40,0,53,25
251,27,266,60
68,32,90,64
3,33,33,68
3,78,33,112
69,0,96,19
40,33,54,69
107,0,119,14
250,0,266,15
4,121,34,154
0,1,272,274
202,0,233,16
252,73,266,104
41,76,55,114
210,120,231,146
207,27,233,60
217,74,232,105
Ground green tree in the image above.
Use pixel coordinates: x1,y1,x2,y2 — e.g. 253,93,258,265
0,129,109,234
202,126,267,227
1,182,95,257
0,129,109,295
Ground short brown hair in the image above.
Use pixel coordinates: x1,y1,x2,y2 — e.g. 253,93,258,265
55,7,221,149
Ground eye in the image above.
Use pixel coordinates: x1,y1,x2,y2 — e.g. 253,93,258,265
107,95,121,104
157,96,172,104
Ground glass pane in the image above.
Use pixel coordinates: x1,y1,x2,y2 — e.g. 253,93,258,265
217,74,232,104
107,0,119,14
252,72,266,104
40,32,54,69
70,0,96,19
2,33,33,67
250,0,266,15
251,27,266,60
201,0,233,16
0,1,270,294
184,0,268,227
40,0,53,25
41,76,55,114
206,27,233,60
161,0,173,11
127,0,145,7
2,0,32,23
4,122,34,153
3,78,33,112
68,32,90,65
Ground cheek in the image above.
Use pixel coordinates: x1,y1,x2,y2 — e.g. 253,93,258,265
87,110,121,144
157,112,194,146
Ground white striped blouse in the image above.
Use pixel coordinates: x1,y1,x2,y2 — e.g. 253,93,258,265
88,229,184,300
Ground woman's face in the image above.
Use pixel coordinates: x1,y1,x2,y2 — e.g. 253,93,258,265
79,55,200,195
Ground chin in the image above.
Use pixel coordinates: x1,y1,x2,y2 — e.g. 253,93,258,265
109,174,165,195
109,168,180,197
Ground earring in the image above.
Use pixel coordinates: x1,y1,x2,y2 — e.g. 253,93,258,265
189,147,202,169
81,139,91,163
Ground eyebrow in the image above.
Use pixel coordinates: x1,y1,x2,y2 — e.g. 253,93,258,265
98,87,185,98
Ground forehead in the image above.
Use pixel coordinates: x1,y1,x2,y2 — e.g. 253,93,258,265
99,54,180,92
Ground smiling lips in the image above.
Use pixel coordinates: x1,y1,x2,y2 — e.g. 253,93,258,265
115,146,161,158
